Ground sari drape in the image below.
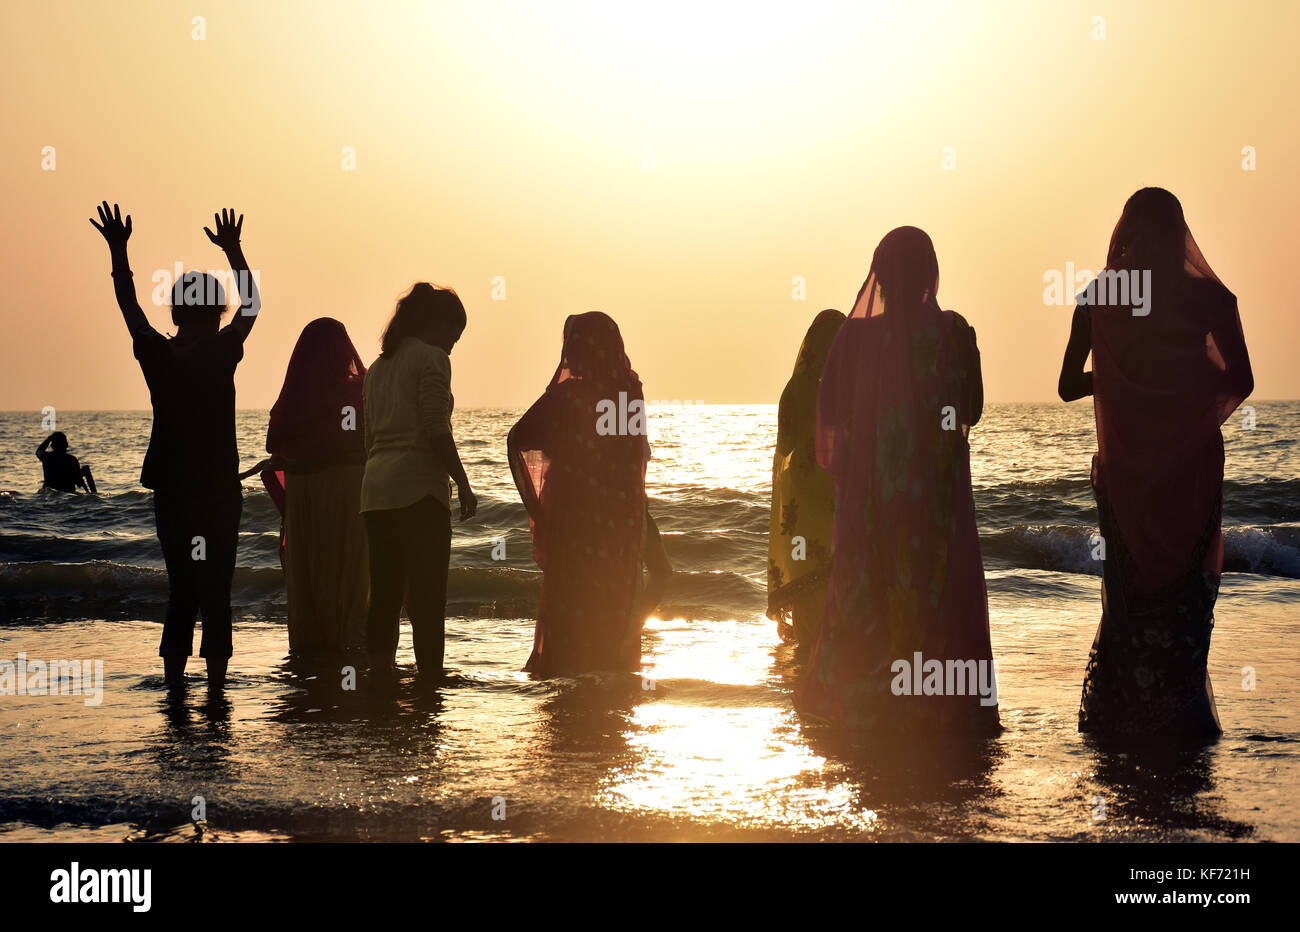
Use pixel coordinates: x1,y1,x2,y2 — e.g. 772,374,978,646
263,317,369,655
796,227,998,732
1079,189,1252,736
509,312,649,675
767,309,845,645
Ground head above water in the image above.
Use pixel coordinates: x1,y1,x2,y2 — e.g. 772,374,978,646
50,431,68,453
381,282,466,356
170,271,228,333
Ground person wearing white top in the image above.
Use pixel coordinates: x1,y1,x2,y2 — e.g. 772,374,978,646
361,283,476,678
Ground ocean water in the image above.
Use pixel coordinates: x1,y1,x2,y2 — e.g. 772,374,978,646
0,403,1297,842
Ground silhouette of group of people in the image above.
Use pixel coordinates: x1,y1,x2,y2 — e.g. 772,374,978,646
88,186,1252,741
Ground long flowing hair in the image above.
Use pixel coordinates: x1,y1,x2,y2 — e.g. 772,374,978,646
379,282,466,357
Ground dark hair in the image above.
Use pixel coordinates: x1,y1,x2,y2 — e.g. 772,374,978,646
51,431,68,453
170,271,228,330
380,282,466,356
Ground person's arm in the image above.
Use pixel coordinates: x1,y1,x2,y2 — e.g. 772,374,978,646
1208,297,1254,401
205,210,260,342
1058,304,1094,402
506,394,558,521
636,506,673,624
814,328,848,474
89,201,152,339
418,355,476,520
962,319,984,429
71,456,87,491
505,420,534,519
35,434,52,459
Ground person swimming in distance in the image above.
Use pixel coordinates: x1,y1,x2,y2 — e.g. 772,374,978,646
35,431,88,493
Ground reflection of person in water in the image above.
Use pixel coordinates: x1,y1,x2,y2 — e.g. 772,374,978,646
35,432,87,492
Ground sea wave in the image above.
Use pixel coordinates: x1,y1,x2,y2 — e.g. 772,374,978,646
982,524,1300,579
0,560,764,622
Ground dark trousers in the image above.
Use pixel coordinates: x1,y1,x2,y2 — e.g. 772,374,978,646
364,495,452,672
154,487,243,659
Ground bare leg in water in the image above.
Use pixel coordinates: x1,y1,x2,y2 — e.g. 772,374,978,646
164,656,186,685
164,656,228,687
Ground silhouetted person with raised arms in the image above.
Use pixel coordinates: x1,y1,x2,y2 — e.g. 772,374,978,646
1059,187,1252,739
91,202,261,689
35,431,87,492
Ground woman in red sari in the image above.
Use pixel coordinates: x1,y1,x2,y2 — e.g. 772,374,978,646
796,227,998,733
262,318,369,657
1059,188,1253,738
507,312,652,676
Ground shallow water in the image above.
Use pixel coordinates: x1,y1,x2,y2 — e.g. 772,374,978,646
1,404,1297,841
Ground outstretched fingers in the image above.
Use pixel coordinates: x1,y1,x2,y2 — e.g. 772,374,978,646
90,201,130,239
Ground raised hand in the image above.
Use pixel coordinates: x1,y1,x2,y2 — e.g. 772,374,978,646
203,208,244,252
89,201,132,246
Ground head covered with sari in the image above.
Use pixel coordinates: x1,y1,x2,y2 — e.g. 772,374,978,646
267,317,367,462
798,227,996,730
260,317,367,552
1089,188,1251,590
817,226,955,509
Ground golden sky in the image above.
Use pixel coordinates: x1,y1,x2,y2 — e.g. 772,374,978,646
2,0,1296,409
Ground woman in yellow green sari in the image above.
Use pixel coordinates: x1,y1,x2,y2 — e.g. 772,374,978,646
767,309,846,649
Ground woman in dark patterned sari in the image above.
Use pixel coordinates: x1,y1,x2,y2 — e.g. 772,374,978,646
1059,187,1253,738
796,227,998,732
767,309,846,650
507,312,653,676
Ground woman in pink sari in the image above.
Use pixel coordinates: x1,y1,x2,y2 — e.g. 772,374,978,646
1059,188,1253,738
507,312,653,676
796,227,998,733
262,318,369,657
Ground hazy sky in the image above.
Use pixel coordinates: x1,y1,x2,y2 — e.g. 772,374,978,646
2,0,1296,411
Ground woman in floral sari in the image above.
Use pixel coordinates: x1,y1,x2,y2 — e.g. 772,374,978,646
1059,187,1252,738
507,312,652,675
768,309,845,649
796,227,998,733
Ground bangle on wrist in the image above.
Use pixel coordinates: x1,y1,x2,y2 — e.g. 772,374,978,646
111,269,133,279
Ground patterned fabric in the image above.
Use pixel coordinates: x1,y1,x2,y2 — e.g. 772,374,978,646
1079,484,1221,736
1080,188,1252,737
768,310,844,645
796,227,998,733
509,313,648,675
